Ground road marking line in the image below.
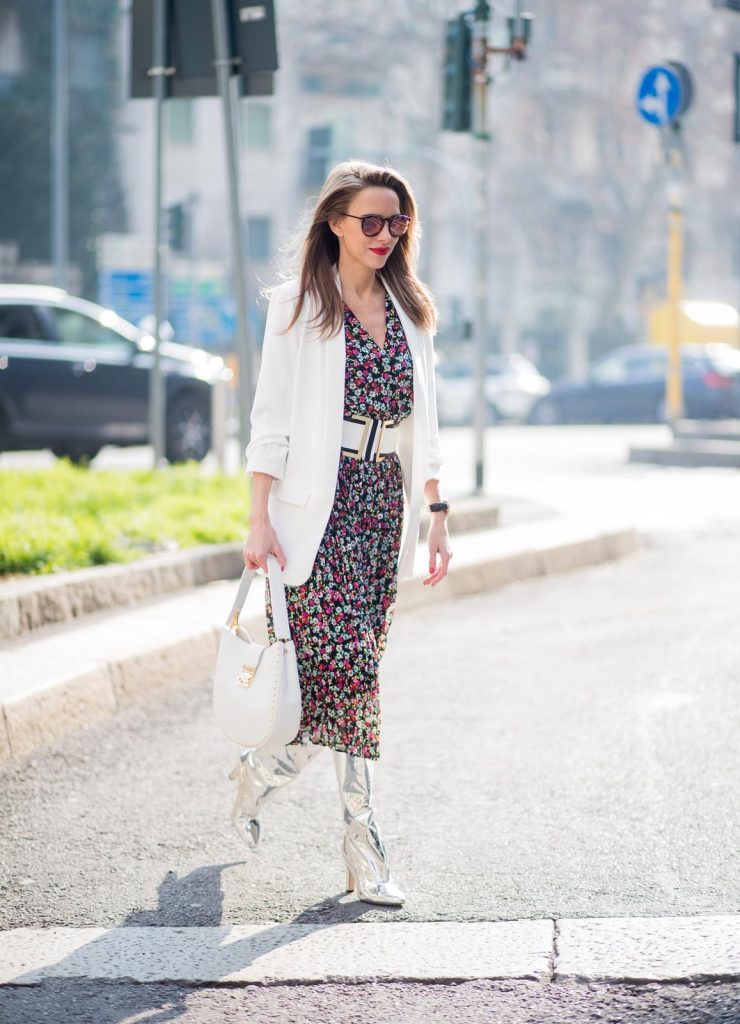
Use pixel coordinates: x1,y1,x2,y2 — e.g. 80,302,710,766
0,916,737,986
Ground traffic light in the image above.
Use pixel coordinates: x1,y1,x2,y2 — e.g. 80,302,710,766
442,14,472,132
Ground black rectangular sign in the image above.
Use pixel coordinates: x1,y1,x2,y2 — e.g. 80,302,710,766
130,0,277,99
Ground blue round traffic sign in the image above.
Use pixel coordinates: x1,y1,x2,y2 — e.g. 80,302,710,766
636,64,692,126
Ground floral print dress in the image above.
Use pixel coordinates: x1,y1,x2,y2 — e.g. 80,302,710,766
264,291,414,760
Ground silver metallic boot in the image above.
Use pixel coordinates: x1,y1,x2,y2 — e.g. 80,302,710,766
332,750,406,906
229,736,324,848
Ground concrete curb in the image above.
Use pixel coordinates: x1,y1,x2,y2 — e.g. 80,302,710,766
0,522,639,765
0,544,244,645
629,440,740,468
1,631,222,763
1,915,737,985
396,524,639,612
0,499,499,643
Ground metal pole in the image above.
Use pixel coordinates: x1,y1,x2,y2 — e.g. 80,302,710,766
211,0,255,470
52,0,69,291
666,193,684,422
664,131,685,424
149,0,168,467
472,1,491,495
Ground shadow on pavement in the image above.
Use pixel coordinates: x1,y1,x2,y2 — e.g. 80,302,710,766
3,859,389,1023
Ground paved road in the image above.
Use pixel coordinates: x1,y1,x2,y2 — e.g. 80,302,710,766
2,977,739,1024
2,529,739,928
2,425,740,1020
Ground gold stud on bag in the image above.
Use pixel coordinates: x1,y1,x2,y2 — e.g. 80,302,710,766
212,554,302,750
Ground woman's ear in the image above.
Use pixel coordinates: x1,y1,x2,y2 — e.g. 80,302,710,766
327,216,343,238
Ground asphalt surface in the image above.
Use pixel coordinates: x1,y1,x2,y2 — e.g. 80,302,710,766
1,527,739,929
3,425,740,1021
1,978,738,1024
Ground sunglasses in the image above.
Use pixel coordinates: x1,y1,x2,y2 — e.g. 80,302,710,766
343,213,411,237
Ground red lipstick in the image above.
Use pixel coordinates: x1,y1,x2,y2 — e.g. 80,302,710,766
369,247,390,255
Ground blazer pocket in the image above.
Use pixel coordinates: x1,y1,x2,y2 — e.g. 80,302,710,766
272,478,311,507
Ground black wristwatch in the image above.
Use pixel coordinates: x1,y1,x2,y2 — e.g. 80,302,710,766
428,500,449,515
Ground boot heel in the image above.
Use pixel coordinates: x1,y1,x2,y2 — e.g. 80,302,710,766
345,865,355,893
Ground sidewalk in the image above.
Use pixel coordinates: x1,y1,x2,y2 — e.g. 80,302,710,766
0,506,638,764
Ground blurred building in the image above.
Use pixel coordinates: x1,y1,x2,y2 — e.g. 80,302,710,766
0,0,125,296
110,0,455,349
110,0,740,369
2,1,737,372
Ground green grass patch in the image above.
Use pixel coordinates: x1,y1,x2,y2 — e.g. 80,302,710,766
0,459,250,577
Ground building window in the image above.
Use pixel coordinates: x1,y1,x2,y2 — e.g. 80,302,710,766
168,100,195,146
241,102,272,150
247,217,271,263
344,79,381,97
70,33,107,91
301,74,324,93
0,4,22,79
305,125,332,187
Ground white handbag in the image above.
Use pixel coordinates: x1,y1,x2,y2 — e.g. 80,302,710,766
212,554,302,749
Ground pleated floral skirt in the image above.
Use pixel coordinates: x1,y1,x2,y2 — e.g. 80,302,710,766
265,291,414,760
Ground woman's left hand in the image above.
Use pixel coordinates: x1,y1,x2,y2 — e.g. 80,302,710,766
424,520,452,586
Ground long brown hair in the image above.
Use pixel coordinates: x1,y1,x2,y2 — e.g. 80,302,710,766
282,160,437,338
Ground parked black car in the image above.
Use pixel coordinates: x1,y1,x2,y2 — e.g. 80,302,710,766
0,286,227,463
528,343,740,425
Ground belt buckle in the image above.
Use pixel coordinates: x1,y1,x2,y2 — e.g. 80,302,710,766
342,412,371,461
342,413,392,462
357,413,372,460
374,419,386,463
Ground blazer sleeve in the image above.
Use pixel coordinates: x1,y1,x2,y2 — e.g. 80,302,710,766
425,334,443,481
244,283,300,480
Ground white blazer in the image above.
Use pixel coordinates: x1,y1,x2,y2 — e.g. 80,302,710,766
244,271,442,587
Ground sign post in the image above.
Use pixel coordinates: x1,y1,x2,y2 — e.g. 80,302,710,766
636,62,693,425
130,0,278,469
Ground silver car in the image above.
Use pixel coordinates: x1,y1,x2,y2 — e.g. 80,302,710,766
435,352,550,425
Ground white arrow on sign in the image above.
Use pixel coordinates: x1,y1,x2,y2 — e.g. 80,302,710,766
638,71,671,124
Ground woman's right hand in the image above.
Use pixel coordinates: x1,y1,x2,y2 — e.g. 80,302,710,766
243,518,287,574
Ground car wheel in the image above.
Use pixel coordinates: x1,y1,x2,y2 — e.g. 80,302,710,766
529,399,562,425
0,408,8,453
51,444,101,466
166,392,211,463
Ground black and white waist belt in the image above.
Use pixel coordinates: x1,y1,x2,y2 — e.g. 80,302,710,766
341,413,400,462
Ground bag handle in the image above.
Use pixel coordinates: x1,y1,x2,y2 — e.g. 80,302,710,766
226,553,291,641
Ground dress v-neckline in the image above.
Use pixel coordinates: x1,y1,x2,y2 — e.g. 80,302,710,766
344,293,389,353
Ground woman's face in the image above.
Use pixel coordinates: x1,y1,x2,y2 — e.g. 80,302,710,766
330,186,402,270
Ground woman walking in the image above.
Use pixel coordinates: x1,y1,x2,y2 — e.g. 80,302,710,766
236,160,452,906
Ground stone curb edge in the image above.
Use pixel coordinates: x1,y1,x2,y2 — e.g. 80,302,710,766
0,501,500,643
0,915,737,986
0,525,639,765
